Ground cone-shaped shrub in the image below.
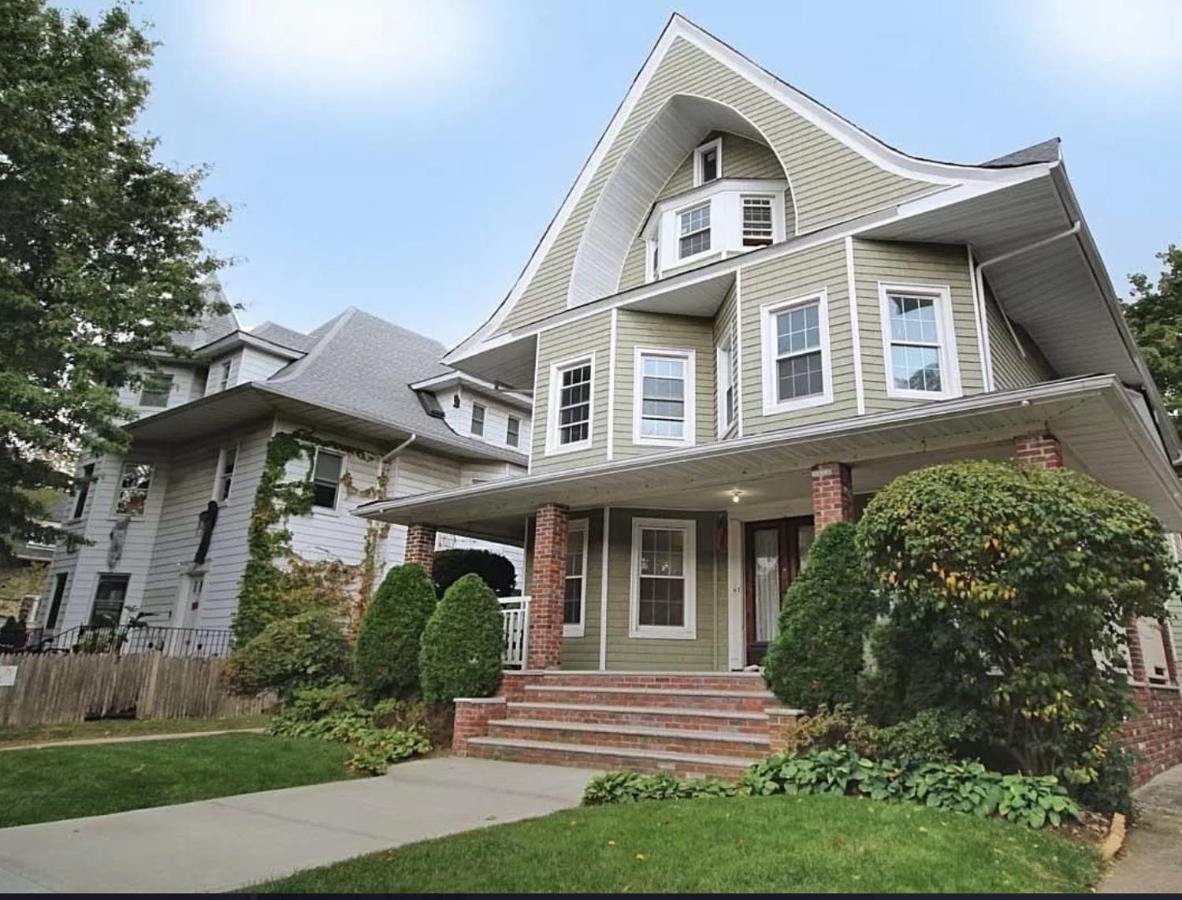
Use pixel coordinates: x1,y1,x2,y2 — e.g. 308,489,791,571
763,521,880,711
419,573,504,701
355,564,438,701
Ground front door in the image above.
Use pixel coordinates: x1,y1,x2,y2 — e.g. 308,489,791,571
744,517,814,666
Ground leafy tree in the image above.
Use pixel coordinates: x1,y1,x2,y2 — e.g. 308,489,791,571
433,548,516,597
1124,243,1182,437
0,1,229,560
858,460,1176,786
419,574,503,702
355,564,437,701
762,522,881,711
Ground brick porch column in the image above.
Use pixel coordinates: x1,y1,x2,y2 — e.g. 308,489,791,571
528,503,569,669
405,523,437,570
810,462,854,532
1015,433,1063,469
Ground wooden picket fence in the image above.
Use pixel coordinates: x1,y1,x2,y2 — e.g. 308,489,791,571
0,652,273,727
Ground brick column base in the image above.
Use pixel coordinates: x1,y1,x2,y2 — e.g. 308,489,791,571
528,503,569,669
767,707,806,754
452,697,507,755
405,523,437,570
810,462,854,531
1015,433,1063,469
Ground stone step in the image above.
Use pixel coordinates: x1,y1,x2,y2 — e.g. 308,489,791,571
520,671,769,692
465,736,755,779
487,719,768,758
522,684,780,712
507,701,769,735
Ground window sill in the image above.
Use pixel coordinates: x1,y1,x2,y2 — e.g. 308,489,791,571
761,392,833,417
544,440,593,457
634,435,695,449
563,624,585,639
885,387,962,402
628,626,697,641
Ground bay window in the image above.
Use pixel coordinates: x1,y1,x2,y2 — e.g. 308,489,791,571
878,283,960,400
678,203,711,260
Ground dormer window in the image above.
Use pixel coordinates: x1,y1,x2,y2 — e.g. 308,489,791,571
693,138,722,186
678,203,711,260
742,196,774,247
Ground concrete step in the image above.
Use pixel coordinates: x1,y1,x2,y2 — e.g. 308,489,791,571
507,701,769,735
466,736,755,779
487,718,768,758
521,684,779,712
519,671,769,692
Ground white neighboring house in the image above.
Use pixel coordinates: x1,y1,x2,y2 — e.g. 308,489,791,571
37,301,531,642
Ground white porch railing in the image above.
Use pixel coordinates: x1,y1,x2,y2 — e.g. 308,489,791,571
499,595,530,670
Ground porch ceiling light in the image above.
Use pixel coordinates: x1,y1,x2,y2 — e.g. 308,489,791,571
730,489,743,504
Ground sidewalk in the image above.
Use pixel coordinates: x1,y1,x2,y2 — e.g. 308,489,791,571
1098,763,1182,894
0,727,265,752
0,757,593,893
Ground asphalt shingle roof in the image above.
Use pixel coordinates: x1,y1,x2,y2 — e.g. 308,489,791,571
981,138,1061,168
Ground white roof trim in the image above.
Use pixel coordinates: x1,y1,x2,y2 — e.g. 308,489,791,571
410,371,533,409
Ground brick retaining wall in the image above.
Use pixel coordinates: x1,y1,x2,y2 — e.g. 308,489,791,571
1125,685,1182,786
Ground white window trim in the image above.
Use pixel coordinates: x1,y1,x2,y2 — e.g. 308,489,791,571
216,359,232,392
693,137,723,187
212,444,239,503
740,194,776,248
877,281,962,401
632,347,696,448
563,519,590,638
759,289,834,415
717,319,738,438
545,352,595,456
113,461,154,518
675,199,714,266
506,414,521,448
311,447,346,512
470,402,486,437
629,516,697,640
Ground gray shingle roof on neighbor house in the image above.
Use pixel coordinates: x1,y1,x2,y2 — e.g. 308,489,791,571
172,283,240,349
261,307,526,465
981,138,1061,168
248,321,320,353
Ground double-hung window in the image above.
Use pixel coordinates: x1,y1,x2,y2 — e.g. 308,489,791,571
760,292,832,413
311,448,343,509
115,462,153,516
547,357,593,453
470,402,486,437
214,446,237,502
678,202,711,260
630,517,696,639
879,283,960,399
741,196,774,247
216,360,232,392
563,520,589,637
506,415,520,448
634,350,695,445
139,373,173,408
717,321,738,436
71,462,95,519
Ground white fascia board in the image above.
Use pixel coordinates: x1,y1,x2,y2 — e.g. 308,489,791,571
409,371,533,409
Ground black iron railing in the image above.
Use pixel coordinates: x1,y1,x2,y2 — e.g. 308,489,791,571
14,624,234,658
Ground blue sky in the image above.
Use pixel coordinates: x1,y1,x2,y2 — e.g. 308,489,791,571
67,0,1182,345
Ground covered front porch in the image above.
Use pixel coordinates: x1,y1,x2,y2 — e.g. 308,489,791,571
358,375,1182,676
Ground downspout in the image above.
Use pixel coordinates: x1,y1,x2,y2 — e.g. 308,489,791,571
379,434,417,500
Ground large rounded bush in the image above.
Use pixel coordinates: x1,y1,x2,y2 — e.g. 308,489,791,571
223,608,349,698
355,564,437,700
762,522,881,710
419,573,503,701
433,549,517,597
857,460,1176,785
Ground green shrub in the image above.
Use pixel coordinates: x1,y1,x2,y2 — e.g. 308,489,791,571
858,460,1177,793
433,548,517,597
222,608,349,698
781,705,980,764
419,574,504,702
762,522,880,711
1075,741,1136,816
354,564,437,701
583,771,737,805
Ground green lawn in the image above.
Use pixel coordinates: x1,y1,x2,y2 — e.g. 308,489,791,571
255,794,1101,894
0,714,271,748
0,733,356,827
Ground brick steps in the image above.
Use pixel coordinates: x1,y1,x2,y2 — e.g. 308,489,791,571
522,684,778,712
487,718,767,758
521,671,768,691
465,736,755,779
507,701,768,735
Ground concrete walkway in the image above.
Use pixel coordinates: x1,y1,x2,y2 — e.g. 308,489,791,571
1099,764,1182,893
0,727,265,752
0,757,593,893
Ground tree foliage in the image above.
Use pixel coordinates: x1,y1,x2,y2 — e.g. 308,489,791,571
419,574,503,702
857,460,1176,784
1124,243,1182,438
222,608,350,699
0,0,229,559
762,522,881,711
355,564,437,701
433,548,517,597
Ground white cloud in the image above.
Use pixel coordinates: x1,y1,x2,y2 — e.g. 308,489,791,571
202,0,484,102
1024,0,1182,89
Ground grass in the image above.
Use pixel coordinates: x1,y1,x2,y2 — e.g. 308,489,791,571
0,732,357,827
254,794,1102,894
0,714,271,748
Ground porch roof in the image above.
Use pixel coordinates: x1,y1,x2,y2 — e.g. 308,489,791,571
354,375,1182,542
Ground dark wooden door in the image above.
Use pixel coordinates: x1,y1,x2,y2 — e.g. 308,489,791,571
744,517,814,667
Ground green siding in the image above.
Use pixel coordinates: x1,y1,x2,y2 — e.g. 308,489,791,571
499,37,939,334
612,311,715,459
985,288,1056,389
738,239,859,435
852,240,983,413
531,312,613,475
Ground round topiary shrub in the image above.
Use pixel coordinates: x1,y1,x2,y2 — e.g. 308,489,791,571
419,573,504,701
857,459,1176,788
222,608,350,699
433,548,517,597
762,522,881,711
354,564,437,701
